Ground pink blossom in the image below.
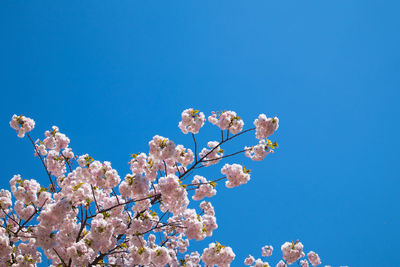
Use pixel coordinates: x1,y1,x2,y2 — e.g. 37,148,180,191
9,114,35,138
254,114,279,140
301,259,310,267
179,108,206,134
221,163,251,188
175,145,195,167
307,251,322,266
191,175,217,201
281,241,305,265
151,247,172,266
208,111,244,134
0,189,12,217
119,173,150,199
254,258,271,267
183,208,217,241
0,227,12,260
200,201,215,216
149,135,176,160
199,141,224,167
158,174,189,215
262,245,273,257
201,242,235,267
244,255,255,265
245,139,274,161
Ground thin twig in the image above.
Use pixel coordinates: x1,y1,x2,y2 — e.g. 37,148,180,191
185,176,226,187
53,248,67,267
27,133,56,192
87,194,160,219
201,148,251,163
192,133,198,162
91,185,100,212
179,127,255,180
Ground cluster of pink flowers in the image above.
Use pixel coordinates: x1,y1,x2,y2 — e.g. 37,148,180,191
301,259,310,267
208,111,244,134
307,251,322,266
149,135,176,160
9,114,35,138
254,114,279,140
245,139,277,161
0,227,12,259
191,175,217,200
244,254,271,267
245,242,322,267
43,126,70,151
201,242,236,267
88,160,121,189
281,241,306,264
183,207,217,241
0,111,334,267
178,108,206,134
244,245,273,267
0,189,12,217
221,163,251,188
175,145,195,167
119,173,150,200
158,174,189,215
199,141,224,167
262,245,273,257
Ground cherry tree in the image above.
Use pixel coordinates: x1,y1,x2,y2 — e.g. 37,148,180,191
1,109,323,267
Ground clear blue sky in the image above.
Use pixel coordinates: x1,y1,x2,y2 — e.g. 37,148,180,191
1,1,399,266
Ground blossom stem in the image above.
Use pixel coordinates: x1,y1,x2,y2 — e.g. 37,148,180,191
26,133,56,192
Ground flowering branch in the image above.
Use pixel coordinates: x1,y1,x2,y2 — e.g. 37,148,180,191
0,110,330,267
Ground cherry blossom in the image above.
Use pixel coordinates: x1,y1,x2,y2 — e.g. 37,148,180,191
281,241,305,265
245,139,277,161
179,108,206,134
262,245,273,257
191,175,217,201
201,242,235,267
221,163,251,188
9,114,35,138
208,111,244,134
0,110,334,267
301,259,310,267
254,114,279,140
199,141,224,167
244,255,255,265
308,251,322,266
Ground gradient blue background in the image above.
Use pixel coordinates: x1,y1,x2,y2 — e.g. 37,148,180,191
1,1,399,266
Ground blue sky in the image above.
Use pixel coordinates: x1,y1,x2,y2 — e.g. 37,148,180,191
0,1,399,266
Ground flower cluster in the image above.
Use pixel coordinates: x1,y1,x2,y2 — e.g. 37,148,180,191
281,241,306,265
254,114,279,140
10,114,35,138
208,110,244,134
199,141,224,167
246,243,322,267
244,255,271,267
158,174,189,215
175,145,195,167
201,242,236,266
149,135,176,160
221,163,251,188
191,175,217,201
262,245,273,257
179,108,206,134
307,251,322,266
245,139,276,161
183,208,217,241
